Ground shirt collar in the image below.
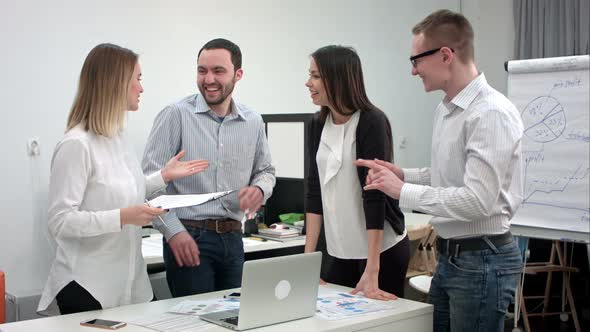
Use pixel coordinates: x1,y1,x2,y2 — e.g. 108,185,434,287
194,94,246,120
449,73,487,111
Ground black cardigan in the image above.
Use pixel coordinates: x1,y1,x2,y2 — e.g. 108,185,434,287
305,110,405,234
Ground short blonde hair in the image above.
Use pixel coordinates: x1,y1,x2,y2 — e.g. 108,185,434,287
412,9,474,63
67,43,138,137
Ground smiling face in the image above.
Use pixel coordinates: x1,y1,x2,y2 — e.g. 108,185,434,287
410,33,450,93
305,58,330,107
127,62,143,111
197,48,242,106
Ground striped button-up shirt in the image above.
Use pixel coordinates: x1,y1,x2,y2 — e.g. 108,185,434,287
142,94,276,239
400,74,524,239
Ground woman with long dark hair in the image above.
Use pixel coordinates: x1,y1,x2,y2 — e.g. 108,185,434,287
304,45,410,300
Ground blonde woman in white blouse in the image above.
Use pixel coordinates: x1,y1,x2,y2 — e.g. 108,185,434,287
38,43,208,315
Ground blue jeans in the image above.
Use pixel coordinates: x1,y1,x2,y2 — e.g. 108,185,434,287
163,226,244,297
428,238,522,332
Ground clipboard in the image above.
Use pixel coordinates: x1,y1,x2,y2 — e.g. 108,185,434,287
148,190,237,210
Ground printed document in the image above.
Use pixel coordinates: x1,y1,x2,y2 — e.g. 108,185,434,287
148,190,235,209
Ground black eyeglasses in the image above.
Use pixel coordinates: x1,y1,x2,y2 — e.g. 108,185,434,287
410,47,454,68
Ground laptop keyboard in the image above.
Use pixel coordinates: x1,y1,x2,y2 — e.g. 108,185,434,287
221,316,239,325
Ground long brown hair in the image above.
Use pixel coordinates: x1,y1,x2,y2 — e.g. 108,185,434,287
311,45,381,120
311,45,393,161
67,43,138,137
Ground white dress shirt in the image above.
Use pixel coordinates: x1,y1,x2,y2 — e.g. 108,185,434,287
38,124,166,314
400,74,524,239
318,112,405,258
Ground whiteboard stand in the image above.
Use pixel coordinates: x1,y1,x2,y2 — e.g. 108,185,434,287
517,240,581,332
506,55,589,332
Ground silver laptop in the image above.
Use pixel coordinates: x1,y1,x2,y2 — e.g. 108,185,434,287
200,252,322,330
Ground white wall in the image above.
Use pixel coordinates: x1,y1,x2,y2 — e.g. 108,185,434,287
0,0,514,297
462,0,515,95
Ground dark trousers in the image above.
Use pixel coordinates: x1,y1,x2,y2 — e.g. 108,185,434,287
163,227,245,297
55,281,102,315
325,235,410,297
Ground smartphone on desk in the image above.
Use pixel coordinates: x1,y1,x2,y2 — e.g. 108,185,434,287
80,318,126,330
224,292,241,299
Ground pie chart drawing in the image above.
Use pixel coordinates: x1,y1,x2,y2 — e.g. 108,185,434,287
522,96,566,143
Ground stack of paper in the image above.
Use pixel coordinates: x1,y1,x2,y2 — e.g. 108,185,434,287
257,227,300,239
148,190,235,209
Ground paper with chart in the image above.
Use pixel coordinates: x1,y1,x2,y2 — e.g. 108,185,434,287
148,190,236,209
129,298,239,332
508,55,589,234
129,312,214,332
315,291,400,320
168,298,240,315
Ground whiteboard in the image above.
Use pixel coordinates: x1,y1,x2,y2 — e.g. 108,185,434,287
507,55,590,238
267,122,305,178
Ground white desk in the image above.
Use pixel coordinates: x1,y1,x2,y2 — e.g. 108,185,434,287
142,234,306,266
143,212,433,266
0,284,432,332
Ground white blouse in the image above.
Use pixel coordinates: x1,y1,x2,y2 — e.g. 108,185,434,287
38,124,166,314
317,112,405,259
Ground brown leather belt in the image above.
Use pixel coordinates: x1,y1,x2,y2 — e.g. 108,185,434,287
180,218,241,233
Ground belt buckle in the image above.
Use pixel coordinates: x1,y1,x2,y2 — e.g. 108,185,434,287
215,220,222,233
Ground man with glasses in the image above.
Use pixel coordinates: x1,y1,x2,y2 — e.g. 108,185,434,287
356,9,523,332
